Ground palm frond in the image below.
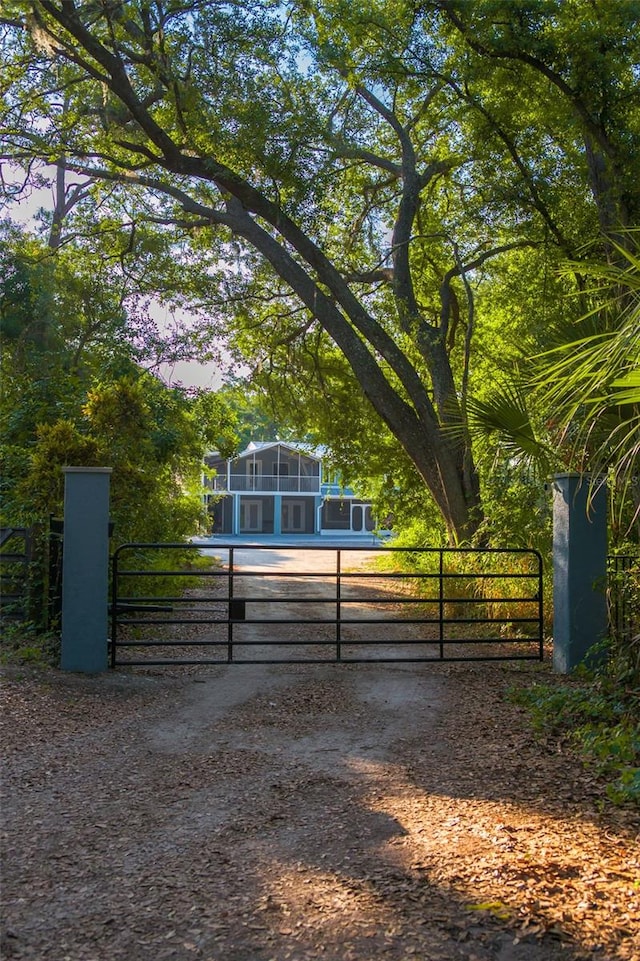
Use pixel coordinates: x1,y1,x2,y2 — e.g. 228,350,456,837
536,234,640,526
467,385,553,477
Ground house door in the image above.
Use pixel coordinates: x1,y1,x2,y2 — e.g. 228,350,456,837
351,504,374,532
282,501,305,533
241,499,263,532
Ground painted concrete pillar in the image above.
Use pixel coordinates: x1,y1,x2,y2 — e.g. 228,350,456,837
273,494,282,535
60,467,112,673
552,473,608,673
233,495,241,535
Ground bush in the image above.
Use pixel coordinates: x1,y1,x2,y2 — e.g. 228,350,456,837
512,663,640,807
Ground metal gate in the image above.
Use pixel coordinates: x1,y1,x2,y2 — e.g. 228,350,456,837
607,553,639,646
110,543,544,666
0,527,33,625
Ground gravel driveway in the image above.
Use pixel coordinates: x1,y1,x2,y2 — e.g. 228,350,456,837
1,544,638,961
2,658,638,961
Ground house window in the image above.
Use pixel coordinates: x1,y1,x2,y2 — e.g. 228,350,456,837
351,503,375,532
273,462,289,476
246,459,261,489
322,499,350,530
365,506,375,531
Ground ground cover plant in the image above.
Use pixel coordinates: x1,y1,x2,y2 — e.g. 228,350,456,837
512,591,640,808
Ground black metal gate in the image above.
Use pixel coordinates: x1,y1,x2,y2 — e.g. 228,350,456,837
110,543,544,666
607,553,639,646
0,527,33,625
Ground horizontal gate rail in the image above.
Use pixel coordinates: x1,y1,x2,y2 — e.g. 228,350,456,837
0,527,33,624
111,543,543,667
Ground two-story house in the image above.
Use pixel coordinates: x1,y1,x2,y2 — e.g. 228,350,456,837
204,441,381,537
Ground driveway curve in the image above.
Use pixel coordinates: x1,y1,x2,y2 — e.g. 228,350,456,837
1,654,638,961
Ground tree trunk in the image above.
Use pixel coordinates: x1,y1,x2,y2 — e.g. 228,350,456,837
231,208,483,543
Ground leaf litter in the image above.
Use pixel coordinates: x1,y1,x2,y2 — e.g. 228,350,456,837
0,651,638,961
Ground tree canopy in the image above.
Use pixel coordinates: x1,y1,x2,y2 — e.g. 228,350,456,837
0,222,240,550
1,0,638,541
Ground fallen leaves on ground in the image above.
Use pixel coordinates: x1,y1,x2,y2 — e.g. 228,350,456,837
0,657,638,961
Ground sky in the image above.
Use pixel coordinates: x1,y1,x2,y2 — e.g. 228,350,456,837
157,358,225,390
4,171,228,392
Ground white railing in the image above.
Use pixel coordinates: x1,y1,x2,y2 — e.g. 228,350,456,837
209,473,321,494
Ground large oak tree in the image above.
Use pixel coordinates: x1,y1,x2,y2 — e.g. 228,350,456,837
1,0,637,541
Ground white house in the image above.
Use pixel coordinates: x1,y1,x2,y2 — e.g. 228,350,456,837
203,441,382,537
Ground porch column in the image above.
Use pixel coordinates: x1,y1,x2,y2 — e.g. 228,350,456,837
233,495,241,535
60,467,112,673
552,473,608,673
274,494,282,535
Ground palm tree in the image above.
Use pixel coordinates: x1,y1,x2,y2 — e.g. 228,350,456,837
469,237,640,532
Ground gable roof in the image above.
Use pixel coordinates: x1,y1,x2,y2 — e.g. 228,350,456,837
238,440,321,461
206,440,322,462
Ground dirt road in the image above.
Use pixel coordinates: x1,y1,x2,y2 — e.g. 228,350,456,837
1,657,638,961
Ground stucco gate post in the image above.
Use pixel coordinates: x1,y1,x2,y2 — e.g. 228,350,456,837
60,467,112,673
552,473,608,673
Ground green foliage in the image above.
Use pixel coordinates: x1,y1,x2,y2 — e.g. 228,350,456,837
512,667,640,806
1,0,639,545
463,237,640,540
0,224,240,543
475,467,552,555
466,388,554,481
380,499,447,551
115,549,220,601
18,421,101,517
192,391,241,459
537,240,640,528
0,623,61,667
0,224,241,634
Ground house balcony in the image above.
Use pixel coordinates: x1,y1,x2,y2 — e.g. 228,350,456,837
209,473,321,494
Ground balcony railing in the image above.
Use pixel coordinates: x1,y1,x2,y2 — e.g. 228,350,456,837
209,473,321,494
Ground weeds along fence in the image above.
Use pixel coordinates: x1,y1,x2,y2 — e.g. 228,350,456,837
4,525,637,664
391,546,543,614
0,519,64,633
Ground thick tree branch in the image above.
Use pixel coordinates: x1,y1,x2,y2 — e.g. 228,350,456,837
224,199,467,521
343,267,394,285
438,0,618,162
439,72,571,252
327,142,401,177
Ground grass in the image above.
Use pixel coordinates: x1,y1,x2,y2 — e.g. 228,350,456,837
114,548,222,600
0,622,61,667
